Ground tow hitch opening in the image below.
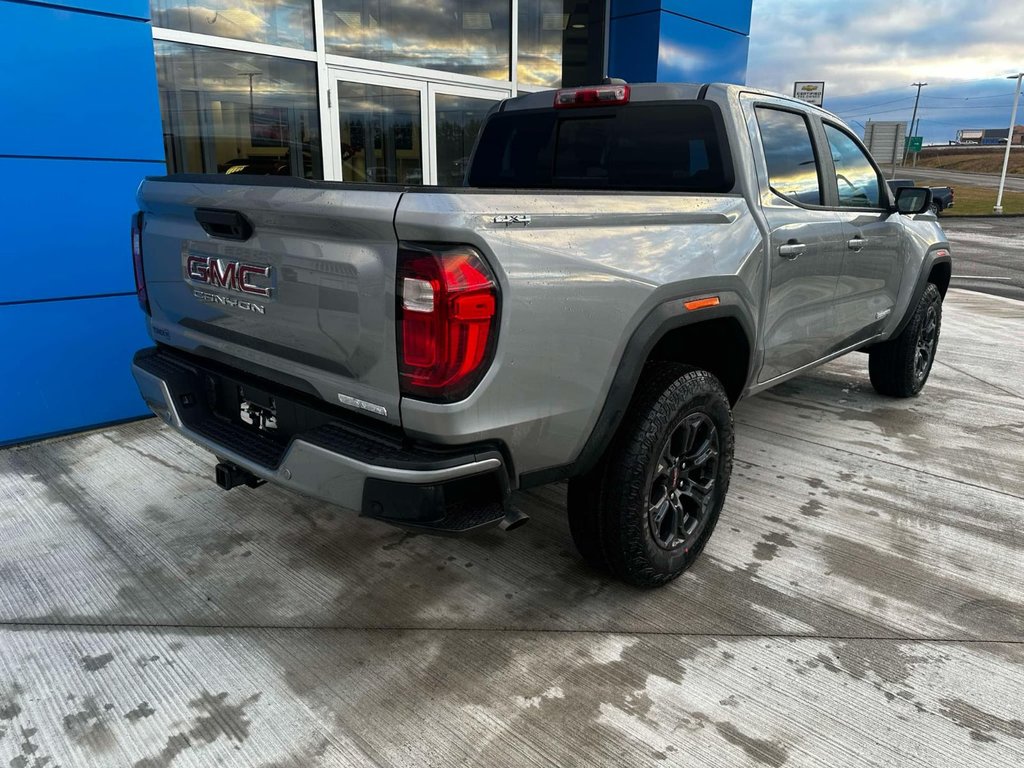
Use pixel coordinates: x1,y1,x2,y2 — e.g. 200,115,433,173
215,461,265,491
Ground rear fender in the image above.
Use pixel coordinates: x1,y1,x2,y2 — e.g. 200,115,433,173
518,293,754,488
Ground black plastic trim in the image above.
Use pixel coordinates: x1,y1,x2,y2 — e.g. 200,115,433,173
518,296,754,489
361,470,508,534
889,247,953,339
194,208,254,241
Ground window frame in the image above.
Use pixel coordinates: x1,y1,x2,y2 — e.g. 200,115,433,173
819,119,893,213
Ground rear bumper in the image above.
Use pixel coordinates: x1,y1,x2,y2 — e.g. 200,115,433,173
131,347,510,532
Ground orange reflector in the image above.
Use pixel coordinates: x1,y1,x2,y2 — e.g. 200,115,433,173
684,296,720,311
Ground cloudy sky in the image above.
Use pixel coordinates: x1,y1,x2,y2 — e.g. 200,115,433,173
746,0,1024,143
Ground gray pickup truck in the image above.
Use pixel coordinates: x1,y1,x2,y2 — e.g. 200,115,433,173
130,82,952,587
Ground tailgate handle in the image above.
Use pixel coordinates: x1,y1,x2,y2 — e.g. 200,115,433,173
195,208,253,241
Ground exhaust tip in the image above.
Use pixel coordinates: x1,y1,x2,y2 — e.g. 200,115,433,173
499,508,529,532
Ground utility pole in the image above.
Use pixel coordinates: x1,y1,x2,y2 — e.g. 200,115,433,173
994,72,1023,214
903,82,927,166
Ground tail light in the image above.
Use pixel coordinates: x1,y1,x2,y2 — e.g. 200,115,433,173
554,84,630,109
397,245,499,401
131,211,150,315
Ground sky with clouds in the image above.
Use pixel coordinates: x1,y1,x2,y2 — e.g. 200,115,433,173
746,0,1024,143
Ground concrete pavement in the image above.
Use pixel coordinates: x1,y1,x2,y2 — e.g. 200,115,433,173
0,289,1022,767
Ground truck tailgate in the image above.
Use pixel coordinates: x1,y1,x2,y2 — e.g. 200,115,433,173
138,178,404,425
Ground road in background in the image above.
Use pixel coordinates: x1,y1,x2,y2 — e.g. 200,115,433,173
941,218,1024,301
901,166,1024,192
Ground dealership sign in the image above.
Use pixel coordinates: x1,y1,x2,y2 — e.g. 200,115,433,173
793,82,825,107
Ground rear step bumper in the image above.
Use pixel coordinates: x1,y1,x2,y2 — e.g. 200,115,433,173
131,347,516,534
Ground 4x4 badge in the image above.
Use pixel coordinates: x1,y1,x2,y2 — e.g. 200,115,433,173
492,214,531,226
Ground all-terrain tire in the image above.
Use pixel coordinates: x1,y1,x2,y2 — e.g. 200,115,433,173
868,282,943,397
567,363,734,587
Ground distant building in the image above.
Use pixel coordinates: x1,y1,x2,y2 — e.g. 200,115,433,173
957,126,1024,145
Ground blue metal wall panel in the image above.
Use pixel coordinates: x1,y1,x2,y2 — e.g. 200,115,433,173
610,0,751,35
19,0,151,19
0,296,152,446
608,12,662,83
0,2,164,159
656,13,749,84
0,158,164,304
2,0,164,444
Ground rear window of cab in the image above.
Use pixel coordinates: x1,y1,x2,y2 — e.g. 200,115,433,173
468,102,735,193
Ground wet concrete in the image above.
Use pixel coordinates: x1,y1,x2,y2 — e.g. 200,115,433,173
0,289,1021,767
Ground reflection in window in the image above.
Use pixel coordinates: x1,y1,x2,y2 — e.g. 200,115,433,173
155,41,323,179
824,124,882,208
323,0,510,80
756,107,822,206
151,1,315,50
337,82,423,184
518,0,602,87
435,94,493,186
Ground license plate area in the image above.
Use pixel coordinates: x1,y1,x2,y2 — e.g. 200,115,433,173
203,370,337,443
239,391,278,433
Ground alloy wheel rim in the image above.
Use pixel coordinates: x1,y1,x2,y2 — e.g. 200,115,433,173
648,412,719,551
914,305,938,382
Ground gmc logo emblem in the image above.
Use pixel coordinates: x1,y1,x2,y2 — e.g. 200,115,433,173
186,255,272,298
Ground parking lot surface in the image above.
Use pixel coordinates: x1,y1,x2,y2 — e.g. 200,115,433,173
943,218,1024,301
1,289,1022,767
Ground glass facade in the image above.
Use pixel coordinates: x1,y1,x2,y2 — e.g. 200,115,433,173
324,0,511,80
149,0,606,183
155,41,323,178
151,1,315,50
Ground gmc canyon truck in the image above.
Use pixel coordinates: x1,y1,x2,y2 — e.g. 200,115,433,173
130,83,952,587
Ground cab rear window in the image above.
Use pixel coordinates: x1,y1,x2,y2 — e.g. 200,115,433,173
467,103,734,193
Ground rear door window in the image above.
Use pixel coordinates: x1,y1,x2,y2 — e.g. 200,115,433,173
468,103,733,192
755,107,823,206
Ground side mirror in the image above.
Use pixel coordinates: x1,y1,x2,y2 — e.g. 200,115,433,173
894,186,933,215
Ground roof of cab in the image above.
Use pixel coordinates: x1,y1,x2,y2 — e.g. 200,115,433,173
501,82,842,122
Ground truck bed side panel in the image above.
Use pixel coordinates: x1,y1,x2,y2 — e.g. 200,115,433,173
395,191,763,476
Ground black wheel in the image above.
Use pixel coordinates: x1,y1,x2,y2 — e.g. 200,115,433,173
567,363,734,587
868,283,943,397
928,201,940,215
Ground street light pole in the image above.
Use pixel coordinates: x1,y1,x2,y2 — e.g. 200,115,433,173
994,72,1023,214
903,81,927,166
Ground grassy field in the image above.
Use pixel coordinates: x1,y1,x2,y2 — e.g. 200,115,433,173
941,184,1024,216
916,146,1024,175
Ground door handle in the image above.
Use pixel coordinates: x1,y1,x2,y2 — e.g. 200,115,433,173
778,242,806,259
847,237,867,251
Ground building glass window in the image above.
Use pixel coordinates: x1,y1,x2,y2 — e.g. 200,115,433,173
155,41,323,179
323,0,511,81
337,81,423,184
151,1,315,50
435,94,494,185
518,0,601,88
